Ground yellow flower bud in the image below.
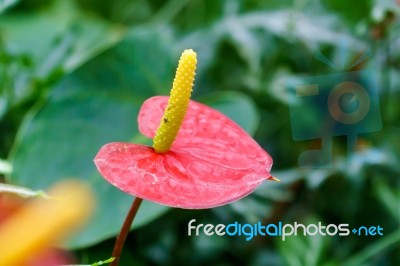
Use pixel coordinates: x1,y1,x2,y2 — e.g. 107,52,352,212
153,49,197,153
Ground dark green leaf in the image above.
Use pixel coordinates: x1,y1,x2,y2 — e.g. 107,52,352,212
0,0,19,13
8,28,175,248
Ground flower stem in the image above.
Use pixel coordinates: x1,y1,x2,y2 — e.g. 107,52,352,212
110,197,143,266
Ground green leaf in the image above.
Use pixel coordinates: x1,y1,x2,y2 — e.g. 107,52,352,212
0,0,124,118
278,217,330,266
0,1,123,72
91,257,115,266
0,158,12,174
0,183,48,198
8,27,175,249
238,10,367,50
374,178,400,221
321,0,372,24
60,256,114,266
342,229,400,266
0,0,19,14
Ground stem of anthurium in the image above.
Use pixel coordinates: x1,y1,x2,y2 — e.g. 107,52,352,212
110,197,143,266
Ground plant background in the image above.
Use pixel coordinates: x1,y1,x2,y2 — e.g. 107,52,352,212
0,0,399,265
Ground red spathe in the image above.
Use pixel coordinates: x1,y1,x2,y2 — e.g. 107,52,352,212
94,96,273,209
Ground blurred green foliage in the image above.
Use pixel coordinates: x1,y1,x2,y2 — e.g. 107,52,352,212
0,0,399,265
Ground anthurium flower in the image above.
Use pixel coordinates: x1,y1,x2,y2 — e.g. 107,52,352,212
94,49,274,209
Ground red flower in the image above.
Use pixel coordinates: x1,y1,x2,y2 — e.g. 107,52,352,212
94,96,273,209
